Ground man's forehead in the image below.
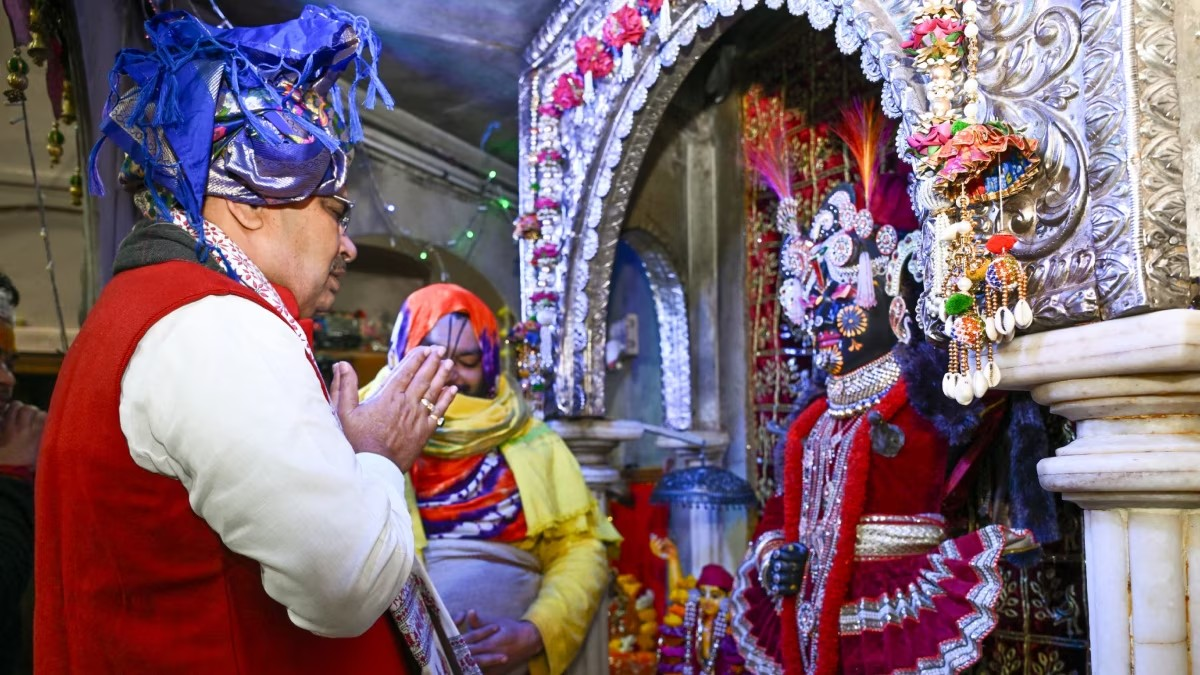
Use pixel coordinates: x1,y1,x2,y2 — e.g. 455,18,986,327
420,313,481,349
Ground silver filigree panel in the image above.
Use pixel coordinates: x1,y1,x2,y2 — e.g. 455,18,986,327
1080,0,1143,319
624,230,694,430
1129,0,1188,309
974,0,1099,330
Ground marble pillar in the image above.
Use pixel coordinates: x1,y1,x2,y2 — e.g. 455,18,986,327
546,418,642,675
998,308,1200,674
546,418,643,514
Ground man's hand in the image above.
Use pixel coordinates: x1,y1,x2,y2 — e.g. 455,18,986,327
455,610,544,674
329,346,457,471
0,401,44,469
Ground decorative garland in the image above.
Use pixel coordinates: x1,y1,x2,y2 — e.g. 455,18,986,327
510,0,674,408
900,0,1040,405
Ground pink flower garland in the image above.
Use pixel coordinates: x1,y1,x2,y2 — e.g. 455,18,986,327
531,242,561,266
531,290,559,308
602,6,646,49
550,72,584,113
575,36,614,78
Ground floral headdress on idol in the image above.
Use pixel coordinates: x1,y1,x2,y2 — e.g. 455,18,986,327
741,93,800,235
772,100,924,347
90,5,393,279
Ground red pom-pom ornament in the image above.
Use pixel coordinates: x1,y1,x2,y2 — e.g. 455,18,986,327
986,233,1018,254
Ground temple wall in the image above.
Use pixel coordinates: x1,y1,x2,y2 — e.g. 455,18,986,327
0,22,86,350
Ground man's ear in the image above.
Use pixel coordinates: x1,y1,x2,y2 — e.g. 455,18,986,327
225,200,268,232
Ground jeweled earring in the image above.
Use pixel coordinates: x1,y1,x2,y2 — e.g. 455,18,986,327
889,296,912,345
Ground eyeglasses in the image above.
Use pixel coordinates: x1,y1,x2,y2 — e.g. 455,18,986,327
330,194,354,234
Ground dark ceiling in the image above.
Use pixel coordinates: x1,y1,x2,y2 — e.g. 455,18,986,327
201,0,560,165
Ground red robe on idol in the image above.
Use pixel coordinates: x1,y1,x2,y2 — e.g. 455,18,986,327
731,368,1015,675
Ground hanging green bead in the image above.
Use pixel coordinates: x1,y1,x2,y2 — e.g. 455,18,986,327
47,122,65,167
69,169,83,206
4,51,29,103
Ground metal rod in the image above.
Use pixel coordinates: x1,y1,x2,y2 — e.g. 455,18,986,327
639,423,711,448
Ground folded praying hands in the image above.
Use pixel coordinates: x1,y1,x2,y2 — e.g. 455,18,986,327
330,346,457,471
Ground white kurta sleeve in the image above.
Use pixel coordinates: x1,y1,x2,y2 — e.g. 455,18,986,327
118,294,415,638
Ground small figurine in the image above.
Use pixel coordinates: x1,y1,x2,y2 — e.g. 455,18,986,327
651,535,744,675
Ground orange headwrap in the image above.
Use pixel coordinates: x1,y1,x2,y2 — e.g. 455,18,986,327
389,283,500,387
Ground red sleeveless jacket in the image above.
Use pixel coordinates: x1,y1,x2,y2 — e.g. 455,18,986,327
35,261,411,673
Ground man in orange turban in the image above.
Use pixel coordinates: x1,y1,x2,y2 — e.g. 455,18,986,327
364,284,620,675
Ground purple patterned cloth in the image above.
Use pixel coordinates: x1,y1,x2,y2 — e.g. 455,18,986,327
657,623,744,674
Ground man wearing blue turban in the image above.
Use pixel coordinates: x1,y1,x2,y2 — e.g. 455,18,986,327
34,7,477,674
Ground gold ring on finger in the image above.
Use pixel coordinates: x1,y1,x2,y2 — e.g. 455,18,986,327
428,413,444,426
420,398,436,413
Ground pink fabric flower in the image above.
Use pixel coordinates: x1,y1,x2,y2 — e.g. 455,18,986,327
537,149,564,164
907,121,953,154
575,36,614,78
535,196,561,211
933,123,1041,186
902,17,964,50
603,6,646,49
537,102,563,119
532,243,560,261
531,290,559,305
551,73,584,111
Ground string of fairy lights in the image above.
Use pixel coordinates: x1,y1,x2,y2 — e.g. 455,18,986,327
366,148,516,271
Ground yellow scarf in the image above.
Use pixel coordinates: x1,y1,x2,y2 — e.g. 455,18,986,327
360,369,620,550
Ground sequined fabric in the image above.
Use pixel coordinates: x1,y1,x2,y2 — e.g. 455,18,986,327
91,5,392,264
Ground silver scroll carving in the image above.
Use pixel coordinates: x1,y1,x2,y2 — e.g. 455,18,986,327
623,230,694,431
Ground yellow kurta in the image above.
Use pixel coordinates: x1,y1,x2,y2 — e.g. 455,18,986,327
363,372,621,674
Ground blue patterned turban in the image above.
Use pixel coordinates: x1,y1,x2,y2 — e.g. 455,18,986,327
89,5,393,260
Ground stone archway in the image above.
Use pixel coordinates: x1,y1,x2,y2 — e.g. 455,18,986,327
522,0,928,417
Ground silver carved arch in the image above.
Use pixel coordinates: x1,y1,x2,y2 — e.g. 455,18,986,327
621,230,693,431
519,0,1190,418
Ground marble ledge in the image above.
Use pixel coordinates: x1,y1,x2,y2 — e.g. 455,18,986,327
545,418,645,442
996,309,1200,390
656,430,730,467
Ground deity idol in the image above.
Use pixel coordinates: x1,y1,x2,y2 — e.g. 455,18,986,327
651,536,744,675
729,170,1037,674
